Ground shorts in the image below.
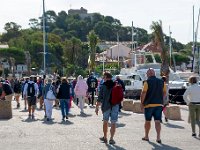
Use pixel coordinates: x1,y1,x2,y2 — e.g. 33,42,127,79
144,106,162,121
27,96,36,107
103,105,119,124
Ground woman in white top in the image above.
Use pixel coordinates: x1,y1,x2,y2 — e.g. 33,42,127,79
183,76,200,137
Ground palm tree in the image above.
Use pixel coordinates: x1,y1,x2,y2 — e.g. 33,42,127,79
87,30,99,73
150,21,170,81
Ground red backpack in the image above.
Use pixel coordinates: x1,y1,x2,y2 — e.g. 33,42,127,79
110,83,124,105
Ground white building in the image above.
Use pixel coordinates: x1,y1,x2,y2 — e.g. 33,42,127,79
16,64,28,73
106,44,131,59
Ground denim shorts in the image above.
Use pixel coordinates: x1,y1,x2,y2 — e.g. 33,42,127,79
103,105,119,124
144,106,162,121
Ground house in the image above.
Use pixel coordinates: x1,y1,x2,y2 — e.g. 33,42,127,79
16,64,28,73
104,44,131,60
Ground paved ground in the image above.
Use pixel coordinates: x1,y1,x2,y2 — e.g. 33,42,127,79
0,98,200,150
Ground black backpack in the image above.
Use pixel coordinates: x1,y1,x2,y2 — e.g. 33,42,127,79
27,83,35,97
2,83,13,95
14,81,21,93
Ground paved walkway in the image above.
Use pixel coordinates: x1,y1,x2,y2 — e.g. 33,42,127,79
0,98,200,150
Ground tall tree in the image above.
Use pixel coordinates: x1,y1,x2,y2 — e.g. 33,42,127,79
87,30,99,72
150,21,170,79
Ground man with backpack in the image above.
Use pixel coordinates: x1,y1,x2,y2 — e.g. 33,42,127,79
87,72,98,106
14,78,22,108
95,72,123,145
23,76,39,119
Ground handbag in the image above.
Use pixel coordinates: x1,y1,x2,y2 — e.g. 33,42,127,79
46,86,56,100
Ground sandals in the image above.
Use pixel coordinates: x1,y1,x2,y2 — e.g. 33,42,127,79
109,139,116,145
99,137,108,143
142,137,149,141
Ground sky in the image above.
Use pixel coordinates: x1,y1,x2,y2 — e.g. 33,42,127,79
0,0,200,44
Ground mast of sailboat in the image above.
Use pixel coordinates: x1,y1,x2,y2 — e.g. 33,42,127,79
169,26,172,67
196,8,200,74
117,32,120,69
191,6,200,73
131,21,134,52
42,0,46,75
192,6,195,72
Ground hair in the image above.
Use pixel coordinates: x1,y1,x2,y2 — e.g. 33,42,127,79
104,72,112,79
61,77,68,83
47,78,52,83
162,76,167,82
77,75,83,81
189,76,197,84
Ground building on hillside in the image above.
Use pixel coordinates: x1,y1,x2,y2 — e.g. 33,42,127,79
0,44,9,49
16,64,28,73
106,44,131,59
68,7,94,19
95,44,131,68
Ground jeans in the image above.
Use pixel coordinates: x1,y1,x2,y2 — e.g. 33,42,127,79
60,99,70,118
103,105,119,124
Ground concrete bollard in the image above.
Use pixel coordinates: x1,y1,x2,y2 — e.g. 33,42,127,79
122,100,133,111
0,100,12,119
165,105,181,120
132,101,144,113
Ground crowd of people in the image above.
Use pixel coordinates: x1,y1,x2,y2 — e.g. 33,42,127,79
0,69,200,145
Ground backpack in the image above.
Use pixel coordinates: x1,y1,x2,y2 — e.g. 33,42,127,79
110,83,124,106
27,83,35,97
89,78,97,89
3,83,13,95
14,81,21,93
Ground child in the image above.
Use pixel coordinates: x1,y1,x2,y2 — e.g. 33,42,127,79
162,76,169,122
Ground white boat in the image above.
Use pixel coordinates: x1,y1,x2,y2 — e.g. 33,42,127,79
118,51,188,103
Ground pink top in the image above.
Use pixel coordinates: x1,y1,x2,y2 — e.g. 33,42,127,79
74,79,88,96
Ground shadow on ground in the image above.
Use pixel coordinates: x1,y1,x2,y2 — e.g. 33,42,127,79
21,117,39,123
58,120,74,125
77,113,93,118
105,143,126,150
148,141,182,150
164,122,185,129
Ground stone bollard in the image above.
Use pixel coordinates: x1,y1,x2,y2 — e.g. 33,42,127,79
0,100,12,119
122,99,133,111
132,101,144,113
165,105,181,120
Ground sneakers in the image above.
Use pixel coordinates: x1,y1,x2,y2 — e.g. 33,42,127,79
66,116,68,119
32,114,35,119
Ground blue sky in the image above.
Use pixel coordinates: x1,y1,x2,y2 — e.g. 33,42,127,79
0,0,199,44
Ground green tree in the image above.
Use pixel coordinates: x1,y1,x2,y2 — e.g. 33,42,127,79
150,21,170,79
87,30,99,72
1,22,21,42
